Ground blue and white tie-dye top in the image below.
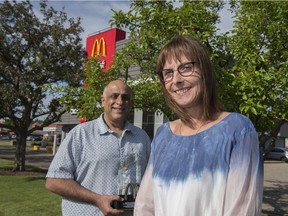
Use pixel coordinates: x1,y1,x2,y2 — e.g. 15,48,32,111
134,112,263,216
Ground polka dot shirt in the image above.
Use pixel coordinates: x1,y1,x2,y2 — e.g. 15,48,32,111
46,114,151,216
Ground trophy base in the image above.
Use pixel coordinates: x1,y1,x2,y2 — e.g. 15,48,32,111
111,195,135,211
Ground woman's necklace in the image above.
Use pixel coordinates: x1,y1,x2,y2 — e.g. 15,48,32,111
179,120,210,136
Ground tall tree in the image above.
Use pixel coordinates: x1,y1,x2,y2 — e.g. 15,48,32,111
111,1,225,75
63,57,120,121
64,1,226,122
109,0,288,150
227,1,288,151
109,0,226,117
0,0,85,171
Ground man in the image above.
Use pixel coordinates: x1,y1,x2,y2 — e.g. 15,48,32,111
46,80,151,216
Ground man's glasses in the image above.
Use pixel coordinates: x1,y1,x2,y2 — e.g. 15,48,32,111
160,62,196,82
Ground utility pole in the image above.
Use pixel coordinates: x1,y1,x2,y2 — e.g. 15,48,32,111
125,68,128,83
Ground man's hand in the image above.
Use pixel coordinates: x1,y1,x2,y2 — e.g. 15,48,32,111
95,194,125,215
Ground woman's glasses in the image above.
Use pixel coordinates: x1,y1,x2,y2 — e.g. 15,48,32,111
161,62,196,82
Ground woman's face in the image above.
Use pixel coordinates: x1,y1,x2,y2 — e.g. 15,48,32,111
163,55,202,109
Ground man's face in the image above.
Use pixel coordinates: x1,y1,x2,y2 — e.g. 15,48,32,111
101,81,132,124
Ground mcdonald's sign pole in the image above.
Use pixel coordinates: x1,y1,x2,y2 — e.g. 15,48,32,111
125,68,128,83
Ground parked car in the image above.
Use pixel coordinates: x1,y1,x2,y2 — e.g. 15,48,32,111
26,136,42,141
0,135,10,140
26,136,34,141
33,136,42,141
267,147,288,162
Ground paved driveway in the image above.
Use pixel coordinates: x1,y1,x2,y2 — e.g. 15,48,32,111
262,161,288,216
0,146,54,170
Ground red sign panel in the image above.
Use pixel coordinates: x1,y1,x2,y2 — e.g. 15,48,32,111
86,28,126,70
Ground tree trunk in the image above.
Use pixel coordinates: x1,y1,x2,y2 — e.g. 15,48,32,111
260,119,286,159
13,137,27,172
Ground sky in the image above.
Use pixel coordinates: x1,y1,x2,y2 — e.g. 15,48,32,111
33,1,132,46
31,1,234,47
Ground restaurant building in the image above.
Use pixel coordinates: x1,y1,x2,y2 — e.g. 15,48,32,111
54,27,164,141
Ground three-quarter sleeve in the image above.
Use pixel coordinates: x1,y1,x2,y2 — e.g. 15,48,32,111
223,123,263,216
134,155,155,216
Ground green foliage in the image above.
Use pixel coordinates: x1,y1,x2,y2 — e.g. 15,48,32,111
127,74,172,117
110,1,224,74
0,0,84,124
58,0,287,149
109,0,226,117
41,135,53,147
64,57,120,121
108,0,288,144
228,1,288,134
0,0,84,125
0,0,85,170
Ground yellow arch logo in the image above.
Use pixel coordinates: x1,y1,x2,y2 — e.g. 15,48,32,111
91,37,106,57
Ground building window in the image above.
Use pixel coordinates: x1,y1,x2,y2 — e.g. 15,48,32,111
142,111,154,140
127,109,134,124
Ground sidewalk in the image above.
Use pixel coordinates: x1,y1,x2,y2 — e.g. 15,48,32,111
0,146,287,215
0,146,54,170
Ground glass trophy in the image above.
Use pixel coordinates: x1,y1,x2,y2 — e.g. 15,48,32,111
111,154,141,211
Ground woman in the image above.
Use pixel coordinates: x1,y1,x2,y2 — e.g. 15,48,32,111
134,36,263,216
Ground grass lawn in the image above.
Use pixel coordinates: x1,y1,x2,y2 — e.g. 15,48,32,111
0,159,61,216
0,139,14,147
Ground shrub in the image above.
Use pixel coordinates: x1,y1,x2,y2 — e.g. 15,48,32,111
31,142,41,147
46,145,53,153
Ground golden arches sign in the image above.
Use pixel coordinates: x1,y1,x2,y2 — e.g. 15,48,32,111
91,37,106,57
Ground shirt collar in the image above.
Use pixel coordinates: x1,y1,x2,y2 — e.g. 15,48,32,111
97,113,133,135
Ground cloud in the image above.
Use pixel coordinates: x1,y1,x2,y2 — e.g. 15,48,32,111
31,1,232,45
43,1,131,45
